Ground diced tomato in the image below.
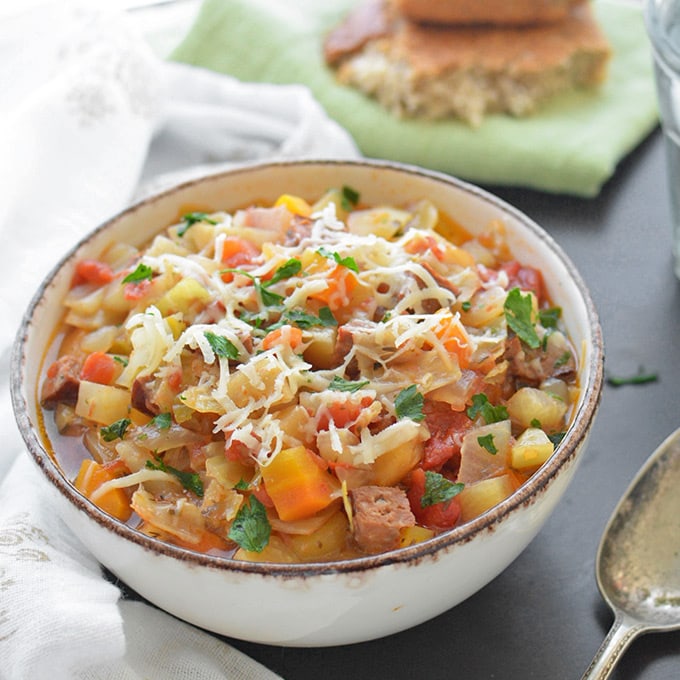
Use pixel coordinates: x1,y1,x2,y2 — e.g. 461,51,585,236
500,261,544,303
220,237,260,282
407,467,461,530
251,484,275,509
72,259,115,287
79,351,118,385
124,279,152,301
316,396,372,431
421,400,473,471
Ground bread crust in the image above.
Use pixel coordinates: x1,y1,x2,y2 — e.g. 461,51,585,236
393,0,584,26
324,0,611,126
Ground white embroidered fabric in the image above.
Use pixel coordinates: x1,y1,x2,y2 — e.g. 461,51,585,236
0,2,359,678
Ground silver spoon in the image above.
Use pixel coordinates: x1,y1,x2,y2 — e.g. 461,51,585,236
581,427,680,679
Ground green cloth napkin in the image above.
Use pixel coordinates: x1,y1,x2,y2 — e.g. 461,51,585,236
172,0,658,197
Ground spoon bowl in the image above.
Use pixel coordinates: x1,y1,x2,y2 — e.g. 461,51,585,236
581,427,680,679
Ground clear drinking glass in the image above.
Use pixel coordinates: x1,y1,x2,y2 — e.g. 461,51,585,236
645,0,680,278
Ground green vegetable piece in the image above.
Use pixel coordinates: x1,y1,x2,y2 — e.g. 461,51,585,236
548,432,566,446
178,212,218,236
329,376,370,393
204,331,239,360
477,433,498,455
341,185,360,210
145,456,204,497
122,263,153,284
265,258,302,286
234,479,250,491
317,247,359,273
228,495,271,552
461,301,472,312
539,306,562,329
466,393,508,424
151,412,172,430
100,418,131,442
395,385,425,422
504,287,540,349
421,471,464,508
606,370,658,387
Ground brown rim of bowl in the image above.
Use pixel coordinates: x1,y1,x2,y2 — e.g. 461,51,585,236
10,158,604,577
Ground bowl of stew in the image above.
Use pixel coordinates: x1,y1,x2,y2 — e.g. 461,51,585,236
11,159,603,646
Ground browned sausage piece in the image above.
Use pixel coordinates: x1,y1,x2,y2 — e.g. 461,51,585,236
351,485,415,554
41,355,81,408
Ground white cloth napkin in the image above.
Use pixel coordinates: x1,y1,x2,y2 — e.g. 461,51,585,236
0,2,359,678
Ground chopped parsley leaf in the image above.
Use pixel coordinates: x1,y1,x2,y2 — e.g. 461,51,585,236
539,306,562,329
178,212,218,236
228,495,271,552
266,258,302,286
341,185,360,211
554,351,572,368
146,456,204,497
234,479,250,491
504,287,540,349
548,432,566,446
395,385,425,422
204,331,240,360
329,376,370,392
530,418,542,428
113,355,128,367
122,263,153,284
466,393,508,424
317,247,359,273
100,418,131,442
151,412,172,430
477,433,498,455
461,301,472,312
421,471,465,508
270,307,338,331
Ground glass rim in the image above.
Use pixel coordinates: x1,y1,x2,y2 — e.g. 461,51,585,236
645,0,680,74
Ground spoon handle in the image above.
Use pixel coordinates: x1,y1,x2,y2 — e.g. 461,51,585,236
580,612,644,680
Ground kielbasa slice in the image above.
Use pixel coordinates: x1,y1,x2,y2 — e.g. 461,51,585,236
351,485,415,554
41,355,81,408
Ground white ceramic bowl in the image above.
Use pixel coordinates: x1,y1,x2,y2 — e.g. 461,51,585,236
11,159,603,646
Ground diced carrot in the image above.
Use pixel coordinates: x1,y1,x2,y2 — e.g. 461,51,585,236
262,446,340,521
261,325,303,351
72,259,115,287
219,237,260,282
309,265,358,311
80,351,118,385
74,459,132,522
173,529,229,554
434,315,472,368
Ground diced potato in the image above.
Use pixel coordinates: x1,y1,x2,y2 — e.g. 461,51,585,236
156,278,211,316
372,438,424,486
347,207,411,239
277,404,316,448
459,286,507,328
205,456,254,489
75,380,130,425
511,428,555,470
64,286,105,316
100,242,139,269
184,221,218,253
399,525,435,548
287,509,349,561
457,474,516,523
507,386,567,431
309,187,349,221
302,327,337,369
235,535,298,563
81,325,118,354
458,420,512,485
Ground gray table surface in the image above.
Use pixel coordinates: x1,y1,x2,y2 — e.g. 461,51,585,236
213,128,680,678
